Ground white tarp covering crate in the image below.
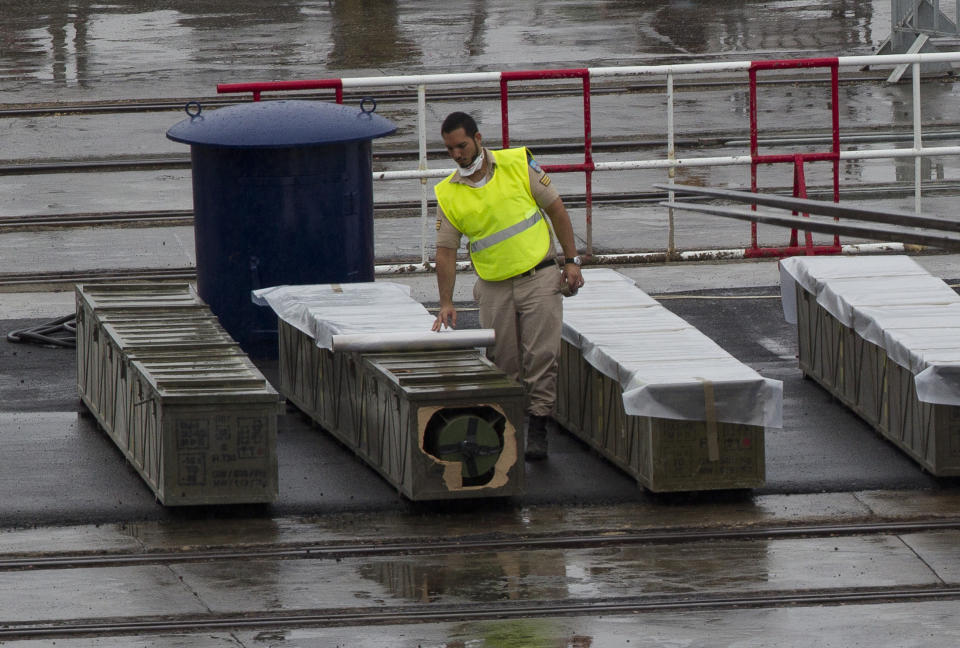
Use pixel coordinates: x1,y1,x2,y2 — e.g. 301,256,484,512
75,283,281,505
556,269,780,492
256,283,525,501
780,255,960,476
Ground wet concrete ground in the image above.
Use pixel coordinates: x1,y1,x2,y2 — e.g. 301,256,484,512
3,1,960,645
1,248,957,527
0,1,892,101
1,235,960,641
0,491,959,646
2,246,959,643
3,0,960,258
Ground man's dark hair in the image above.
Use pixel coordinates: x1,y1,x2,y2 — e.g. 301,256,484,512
441,111,479,137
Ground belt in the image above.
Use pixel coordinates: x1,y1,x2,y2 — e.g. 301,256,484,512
515,258,556,278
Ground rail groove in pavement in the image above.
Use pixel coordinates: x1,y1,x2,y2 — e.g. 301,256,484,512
1,585,958,640
2,518,958,572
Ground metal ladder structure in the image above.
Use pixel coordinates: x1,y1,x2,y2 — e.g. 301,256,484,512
877,0,958,81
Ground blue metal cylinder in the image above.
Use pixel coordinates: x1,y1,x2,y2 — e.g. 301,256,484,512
167,100,396,354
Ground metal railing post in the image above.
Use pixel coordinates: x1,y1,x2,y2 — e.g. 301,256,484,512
500,79,510,148
914,62,923,214
667,72,676,259
417,84,430,265
748,67,759,251
582,74,594,258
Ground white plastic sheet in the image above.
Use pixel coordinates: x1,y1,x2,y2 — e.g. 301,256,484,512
253,283,493,351
779,255,929,324
562,269,783,427
779,255,960,405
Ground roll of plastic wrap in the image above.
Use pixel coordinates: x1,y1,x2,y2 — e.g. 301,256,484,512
332,329,495,352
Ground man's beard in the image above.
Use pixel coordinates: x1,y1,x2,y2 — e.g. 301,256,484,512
457,145,484,176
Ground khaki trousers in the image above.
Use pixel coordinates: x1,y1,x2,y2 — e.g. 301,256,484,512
474,265,562,417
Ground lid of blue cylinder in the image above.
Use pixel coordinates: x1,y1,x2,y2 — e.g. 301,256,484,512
166,99,396,148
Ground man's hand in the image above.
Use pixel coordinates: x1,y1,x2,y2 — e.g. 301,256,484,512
562,264,585,296
433,304,457,331
433,246,458,331
543,197,585,296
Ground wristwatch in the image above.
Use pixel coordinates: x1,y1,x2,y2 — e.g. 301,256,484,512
565,255,582,266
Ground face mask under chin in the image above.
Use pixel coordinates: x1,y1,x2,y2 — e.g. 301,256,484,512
457,146,484,177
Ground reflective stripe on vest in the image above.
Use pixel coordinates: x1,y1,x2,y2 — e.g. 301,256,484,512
434,147,551,281
469,207,543,254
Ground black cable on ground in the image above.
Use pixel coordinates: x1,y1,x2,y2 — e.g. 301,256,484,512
6,314,76,348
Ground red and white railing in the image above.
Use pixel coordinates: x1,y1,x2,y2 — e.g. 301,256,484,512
218,52,960,269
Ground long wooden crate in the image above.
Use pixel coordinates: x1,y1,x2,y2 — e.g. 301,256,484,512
793,282,960,475
784,256,960,476
75,283,281,504
555,269,774,492
555,340,765,492
278,319,525,500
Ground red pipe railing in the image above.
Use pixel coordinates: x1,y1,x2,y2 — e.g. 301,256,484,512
217,79,344,103
217,60,853,262
218,69,598,254
747,57,841,258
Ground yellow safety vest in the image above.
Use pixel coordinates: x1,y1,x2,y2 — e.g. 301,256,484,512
434,147,551,281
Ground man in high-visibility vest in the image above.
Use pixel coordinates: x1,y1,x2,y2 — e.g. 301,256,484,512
432,111,585,461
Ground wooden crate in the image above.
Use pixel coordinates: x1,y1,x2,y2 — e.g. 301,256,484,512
555,340,765,492
126,355,280,505
75,283,281,504
75,283,209,418
79,311,217,423
278,320,526,500
793,285,960,476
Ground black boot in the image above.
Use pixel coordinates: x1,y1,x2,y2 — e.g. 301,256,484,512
525,414,549,461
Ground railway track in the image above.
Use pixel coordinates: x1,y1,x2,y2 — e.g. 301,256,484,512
0,267,196,290
2,182,960,234
0,176,948,290
4,129,960,176
2,518,959,572
0,518,957,640
2,586,958,640
0,72,898,118
3,78,960,258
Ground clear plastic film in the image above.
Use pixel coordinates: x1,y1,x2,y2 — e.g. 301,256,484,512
779,256,960,406
852,303,960,349
818,275,957,327
252,283,493,351
563,269,783,427
779,255,929,324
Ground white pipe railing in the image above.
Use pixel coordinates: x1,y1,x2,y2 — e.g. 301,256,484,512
416,84,429,264
368,53,960,260
914,63,924,214
222,52,960,266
